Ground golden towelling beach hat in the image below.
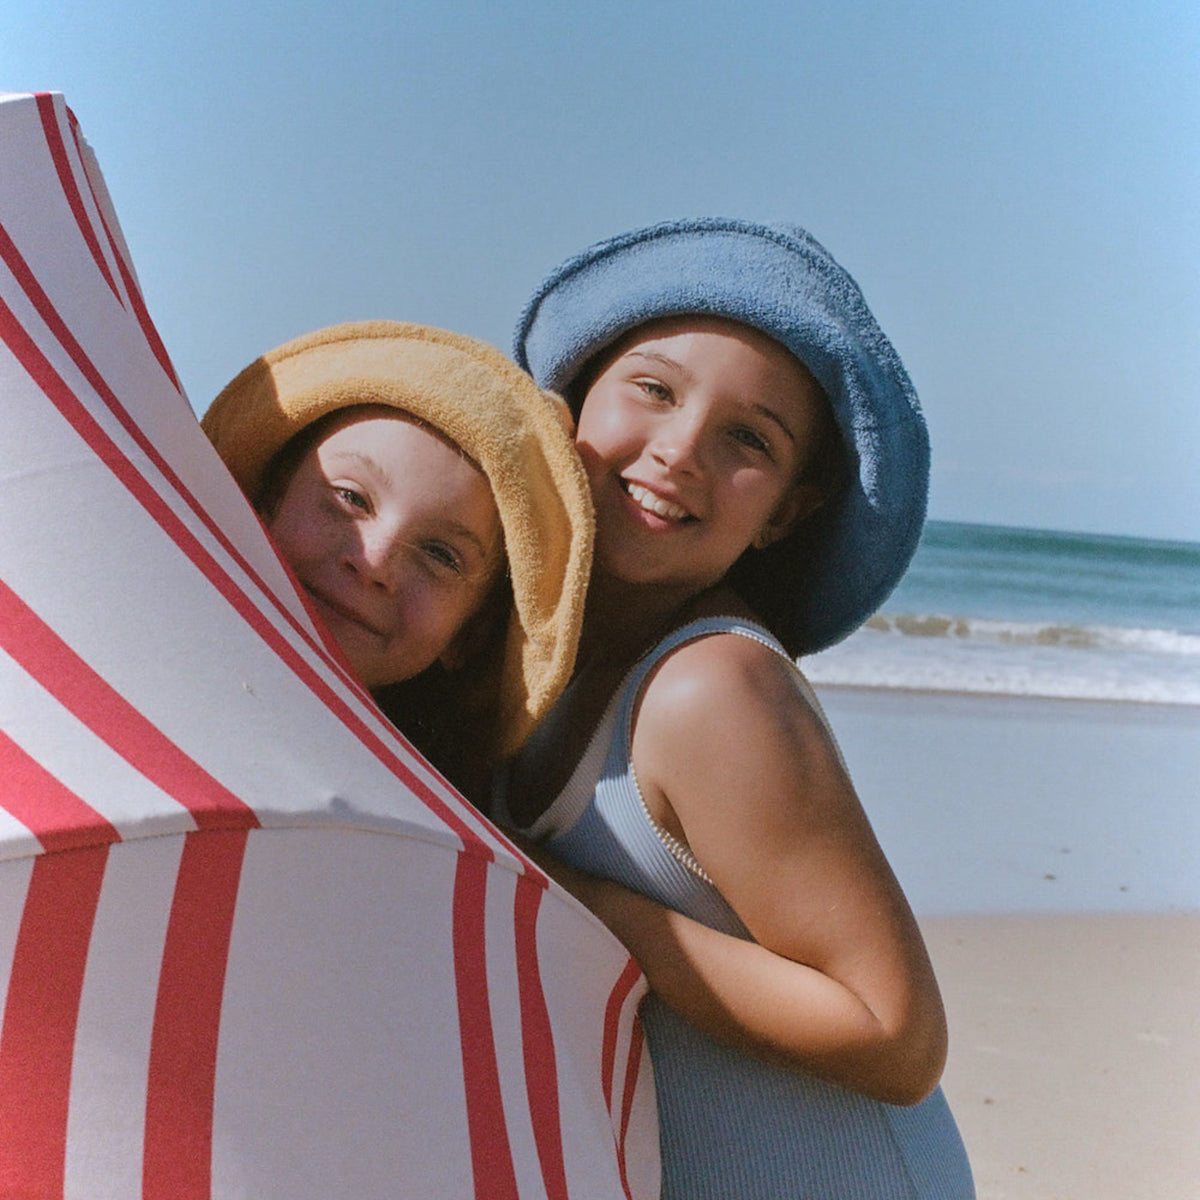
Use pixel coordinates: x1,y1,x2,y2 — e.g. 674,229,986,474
203,320,594,755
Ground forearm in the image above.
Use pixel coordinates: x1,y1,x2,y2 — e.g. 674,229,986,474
569,870,946,1106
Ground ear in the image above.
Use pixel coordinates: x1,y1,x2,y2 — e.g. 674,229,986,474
438,583,508,672
754,480,825,550
438,619,488,673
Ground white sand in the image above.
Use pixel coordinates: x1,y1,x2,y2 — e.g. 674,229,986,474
922,912,1200,1200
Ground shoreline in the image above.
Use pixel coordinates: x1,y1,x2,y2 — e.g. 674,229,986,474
921,911,1200,1199
800,605,1200,706
806,677,1200,713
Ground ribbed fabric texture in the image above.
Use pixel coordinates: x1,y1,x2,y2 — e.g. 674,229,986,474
499,617,975,1199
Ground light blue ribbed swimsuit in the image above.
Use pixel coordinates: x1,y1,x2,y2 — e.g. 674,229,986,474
496,617,975,1200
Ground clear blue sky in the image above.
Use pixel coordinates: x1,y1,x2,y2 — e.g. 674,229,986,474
5,0,1198,541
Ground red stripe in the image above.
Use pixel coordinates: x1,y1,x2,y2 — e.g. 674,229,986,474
0,581,258,832
0,289,499,857
65,111,182,390
9,96,469,756
34,93,122,304
452,854,518,1199
143,829,248,1199
0,846,110,1195
615,1017,646,1200
0,226,358,699
0,730,120,852
512,875,569,1200
600,957,643,1112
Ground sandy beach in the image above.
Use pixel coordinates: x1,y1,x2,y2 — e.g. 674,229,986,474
922,913,1200,1200
810,685,1200,1198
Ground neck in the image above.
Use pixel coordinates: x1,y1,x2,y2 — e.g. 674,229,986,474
575,571,736,673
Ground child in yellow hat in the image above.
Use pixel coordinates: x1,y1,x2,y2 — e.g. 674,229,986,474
203,320,592,798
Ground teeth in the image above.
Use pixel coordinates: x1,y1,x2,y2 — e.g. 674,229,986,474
625,482,689,521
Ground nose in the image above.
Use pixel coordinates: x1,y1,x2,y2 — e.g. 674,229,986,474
649,409,706,475
344,524,404,593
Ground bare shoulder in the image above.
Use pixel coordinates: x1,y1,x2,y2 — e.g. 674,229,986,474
638,631,816,729
634,631,838,778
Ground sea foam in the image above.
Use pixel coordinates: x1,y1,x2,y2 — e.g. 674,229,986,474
807,523,1200,704
803,614,1200,705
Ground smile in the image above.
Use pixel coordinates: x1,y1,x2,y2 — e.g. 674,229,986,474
623,480,693,522
306,586,386,638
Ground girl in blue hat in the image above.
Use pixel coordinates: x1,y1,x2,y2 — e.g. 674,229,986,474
494,221,974,1197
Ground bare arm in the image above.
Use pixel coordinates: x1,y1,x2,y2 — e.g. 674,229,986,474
553,634,946,1106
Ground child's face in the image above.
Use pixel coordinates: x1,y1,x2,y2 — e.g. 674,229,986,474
265,408,504,688
575,316,827,598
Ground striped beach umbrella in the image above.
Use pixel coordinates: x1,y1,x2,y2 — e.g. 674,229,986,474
0,91,658,1199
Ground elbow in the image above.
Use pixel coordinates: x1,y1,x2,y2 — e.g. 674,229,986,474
822,996,947,1106
876,1067,942,1108
773,1013,947,1106
852,1052,943,1108
871,1017,948,1107
880,973,951,1105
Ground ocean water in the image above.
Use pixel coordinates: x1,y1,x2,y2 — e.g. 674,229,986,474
804,522,1200,705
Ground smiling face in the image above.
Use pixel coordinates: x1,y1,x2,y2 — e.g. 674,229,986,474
263,407,504,689
574,316,830,603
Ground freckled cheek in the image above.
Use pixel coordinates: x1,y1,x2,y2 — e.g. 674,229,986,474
272,506,341,568
267,523,311,577
730,466,787,506
578,401,644,463
389,578,459,639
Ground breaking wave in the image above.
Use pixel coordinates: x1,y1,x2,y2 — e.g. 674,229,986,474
802,612,1200,705
863,613,1200,656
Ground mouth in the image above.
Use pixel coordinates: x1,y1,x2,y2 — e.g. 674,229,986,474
304,585,386,638
621,479,695,523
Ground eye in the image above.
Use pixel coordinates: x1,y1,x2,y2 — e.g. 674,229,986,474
333,485,371,513
422,540,465,575
730,426,771,455
634,378,672,403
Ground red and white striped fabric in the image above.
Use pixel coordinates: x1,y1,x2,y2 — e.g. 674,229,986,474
0,91,658,1200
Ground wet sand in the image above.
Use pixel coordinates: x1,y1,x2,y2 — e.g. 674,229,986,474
812,686,1200,914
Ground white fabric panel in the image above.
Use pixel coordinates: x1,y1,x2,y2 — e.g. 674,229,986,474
213,828,473,1196
0,90,659,1198
0,649,193,845
65,837,185,1200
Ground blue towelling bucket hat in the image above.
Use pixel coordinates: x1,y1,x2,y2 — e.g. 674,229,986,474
514,217,929,657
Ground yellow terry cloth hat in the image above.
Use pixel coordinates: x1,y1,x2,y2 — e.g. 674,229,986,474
202,320,593,757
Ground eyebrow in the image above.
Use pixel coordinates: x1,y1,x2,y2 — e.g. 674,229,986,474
330,450,499,561
439,517,500,563
750,403,797,444
625,349,690,377
332,449,397,493
624,352,797,443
